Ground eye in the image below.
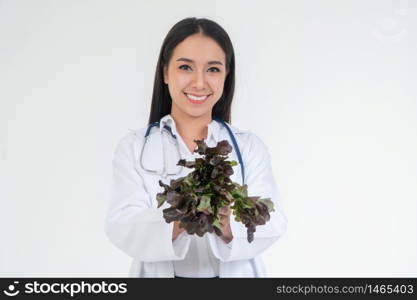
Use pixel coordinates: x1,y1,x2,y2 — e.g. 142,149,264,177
178,65,221,73
208,67,220,72
179,64,191,71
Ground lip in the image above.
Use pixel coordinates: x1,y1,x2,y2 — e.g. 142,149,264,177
184,92,211,97
184,92,212,104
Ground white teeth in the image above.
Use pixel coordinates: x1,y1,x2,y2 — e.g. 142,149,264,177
186,93,208,101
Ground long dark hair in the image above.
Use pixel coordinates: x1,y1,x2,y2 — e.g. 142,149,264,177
148,17,235,125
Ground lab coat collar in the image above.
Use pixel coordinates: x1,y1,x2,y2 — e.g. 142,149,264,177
159,114,221,142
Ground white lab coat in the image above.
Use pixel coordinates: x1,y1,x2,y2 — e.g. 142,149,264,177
104,115,288,277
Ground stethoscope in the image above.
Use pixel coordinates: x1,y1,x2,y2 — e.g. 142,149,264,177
139,117,245,185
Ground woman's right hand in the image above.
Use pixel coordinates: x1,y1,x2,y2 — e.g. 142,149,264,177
172,220,185,241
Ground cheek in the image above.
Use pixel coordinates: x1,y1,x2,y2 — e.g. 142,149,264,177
208,77,226,93
173,76,190,92
168,69,187,88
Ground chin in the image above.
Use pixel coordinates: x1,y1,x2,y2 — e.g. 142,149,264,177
184,108,212,118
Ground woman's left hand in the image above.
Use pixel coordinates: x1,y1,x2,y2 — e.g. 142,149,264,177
218,204,233,243
218,204,232,226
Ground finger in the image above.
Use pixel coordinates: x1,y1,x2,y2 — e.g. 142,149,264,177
223,206,231,215
220,205,231,213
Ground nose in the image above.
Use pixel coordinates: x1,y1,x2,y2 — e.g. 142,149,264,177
192,69,207,90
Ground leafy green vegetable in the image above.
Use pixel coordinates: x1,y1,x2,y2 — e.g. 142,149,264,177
156,139,274,243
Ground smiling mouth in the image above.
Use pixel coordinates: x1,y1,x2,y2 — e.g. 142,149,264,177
184,92,212,103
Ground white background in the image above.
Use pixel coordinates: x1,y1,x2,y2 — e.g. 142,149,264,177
1,0,416,277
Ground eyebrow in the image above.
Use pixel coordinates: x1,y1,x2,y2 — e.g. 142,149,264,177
176,57,224,66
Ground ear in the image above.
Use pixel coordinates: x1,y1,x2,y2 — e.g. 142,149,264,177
163,66,168,84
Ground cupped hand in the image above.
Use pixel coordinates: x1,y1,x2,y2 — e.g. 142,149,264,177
218,204,232,226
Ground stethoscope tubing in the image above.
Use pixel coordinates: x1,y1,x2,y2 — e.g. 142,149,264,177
141,118,245,185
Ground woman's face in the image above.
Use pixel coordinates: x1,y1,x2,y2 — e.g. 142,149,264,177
163,33,227,119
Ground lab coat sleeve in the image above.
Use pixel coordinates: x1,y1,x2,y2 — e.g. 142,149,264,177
208,132,288,262
104,132,192,262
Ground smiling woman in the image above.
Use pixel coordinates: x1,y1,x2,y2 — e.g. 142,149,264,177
164,33,226,127
104,17,288,278
163,33,228,151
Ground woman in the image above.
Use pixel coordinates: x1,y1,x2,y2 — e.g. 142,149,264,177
105,17,288,278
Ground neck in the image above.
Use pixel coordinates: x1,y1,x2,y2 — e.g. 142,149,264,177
170,107,212,141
